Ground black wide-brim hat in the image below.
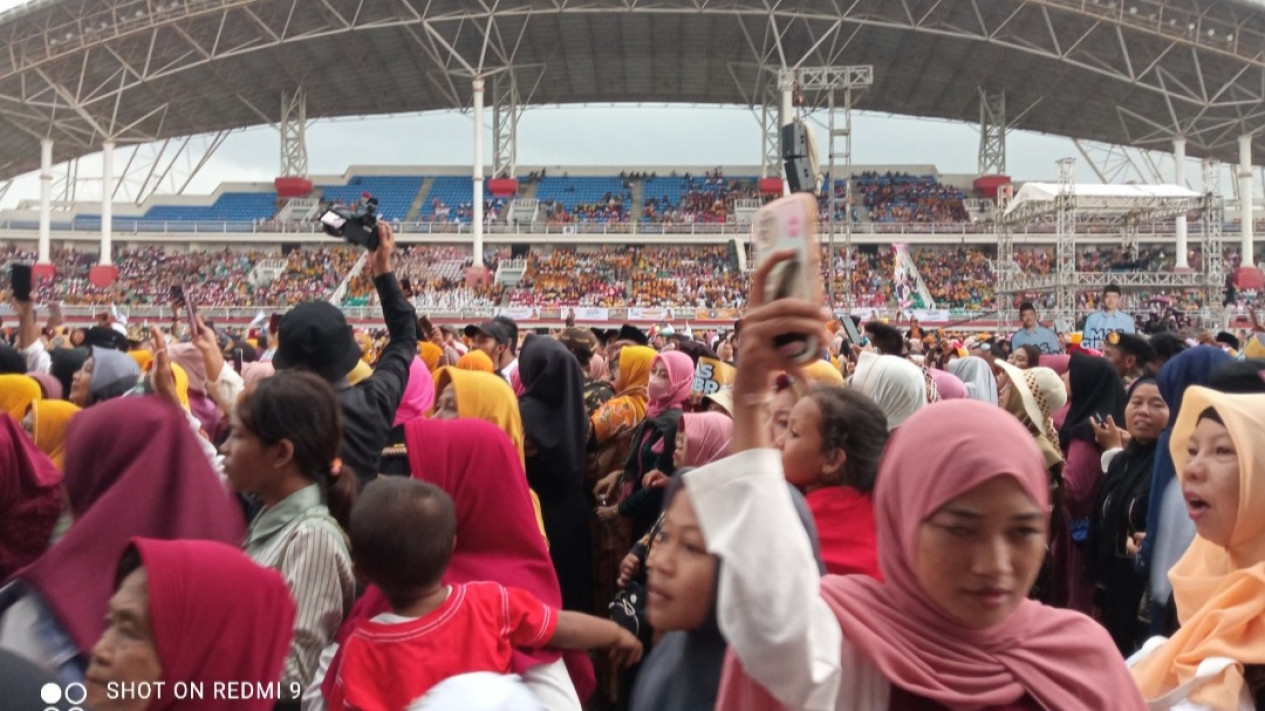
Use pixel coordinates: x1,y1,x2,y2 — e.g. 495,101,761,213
272,301,362,383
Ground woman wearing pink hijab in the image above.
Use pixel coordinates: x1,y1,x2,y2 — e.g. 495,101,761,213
675,254,1146,711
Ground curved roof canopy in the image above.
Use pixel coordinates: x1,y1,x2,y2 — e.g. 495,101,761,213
0,0,1263,180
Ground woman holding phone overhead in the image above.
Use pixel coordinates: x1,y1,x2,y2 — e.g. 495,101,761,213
673,250,1145,711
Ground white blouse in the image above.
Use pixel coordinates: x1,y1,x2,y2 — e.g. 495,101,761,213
684,449,890,710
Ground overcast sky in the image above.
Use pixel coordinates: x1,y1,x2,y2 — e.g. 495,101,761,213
0,0,1213,209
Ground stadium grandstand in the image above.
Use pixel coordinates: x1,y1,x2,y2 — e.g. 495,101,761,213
0,0,1262,330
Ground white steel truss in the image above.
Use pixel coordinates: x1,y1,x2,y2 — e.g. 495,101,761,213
279,89,307,178
111,130,231,205
979,90,1006,176
996,156,1227,329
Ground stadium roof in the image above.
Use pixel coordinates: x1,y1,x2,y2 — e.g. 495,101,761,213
1,0,1264,180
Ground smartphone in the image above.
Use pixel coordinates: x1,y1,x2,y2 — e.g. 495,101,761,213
401,277,414,298
269,313,281,334
232,348,244,374
839,314,863,347
183,289,200,337
169,284,185,305
10,263,32,302
751,193,822,363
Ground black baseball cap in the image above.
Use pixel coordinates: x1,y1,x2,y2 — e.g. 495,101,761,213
464,321,510,345
273,301,362,383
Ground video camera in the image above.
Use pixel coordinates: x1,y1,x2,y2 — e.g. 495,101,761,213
319,192,380,250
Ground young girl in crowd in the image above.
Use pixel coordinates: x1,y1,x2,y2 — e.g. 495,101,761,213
778,386,886,578
1129,386,1265,710
220,371,356,705
85,538,296,711
629,474,823,711
67,347,140,407
1087,376,1169,654
679,254,1145,710
0,397,243,683
23,399,80,470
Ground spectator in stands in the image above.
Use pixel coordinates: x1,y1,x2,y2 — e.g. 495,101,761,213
273,224,416,488
1082,284,1136,351
1011,301,1061,355
1009,344,1044,370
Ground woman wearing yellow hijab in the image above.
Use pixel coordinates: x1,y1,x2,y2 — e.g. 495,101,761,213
0,374,42,422
431,366,526,464
803,358,846,386
591,345,654,444
1129,386,1265,709
456,349,495,373
168,362,191,411
26,399,81,470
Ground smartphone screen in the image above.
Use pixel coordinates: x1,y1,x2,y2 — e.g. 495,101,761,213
10,264,32,302
840,315,862,346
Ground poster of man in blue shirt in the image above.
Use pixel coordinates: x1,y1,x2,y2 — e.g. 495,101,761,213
1081,283,1136,350
1010,301,1061,354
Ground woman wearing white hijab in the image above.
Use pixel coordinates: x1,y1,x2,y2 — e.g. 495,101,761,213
849,352,925,432
948,355,999,405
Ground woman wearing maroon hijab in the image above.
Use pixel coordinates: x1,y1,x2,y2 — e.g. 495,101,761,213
324,418,594,710
85,537,296,711
0,396,244,682
0,413,62,580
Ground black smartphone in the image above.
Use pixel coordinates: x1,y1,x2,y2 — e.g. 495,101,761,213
10,263,32,302
839,315,862,346
269,313,281,334
183,290,200,336
169,284,185,304
232,348,244,374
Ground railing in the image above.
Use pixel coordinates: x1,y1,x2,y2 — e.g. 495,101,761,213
5,217,1262,238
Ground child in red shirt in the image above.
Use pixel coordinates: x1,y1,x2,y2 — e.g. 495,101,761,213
329,478,642,711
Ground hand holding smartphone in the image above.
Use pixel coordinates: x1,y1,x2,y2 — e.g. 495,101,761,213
751,193,823,363
10,264,32,303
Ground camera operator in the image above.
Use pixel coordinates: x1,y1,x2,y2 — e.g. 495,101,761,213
273,222,417,488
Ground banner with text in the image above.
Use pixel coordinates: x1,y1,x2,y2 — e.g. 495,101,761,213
692,356,736,395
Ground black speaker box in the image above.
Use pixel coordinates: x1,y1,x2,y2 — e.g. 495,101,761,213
781,122,808,159
784,157,815,194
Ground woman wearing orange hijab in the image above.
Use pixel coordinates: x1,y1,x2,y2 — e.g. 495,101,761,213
457,349,496,373
1129,386,1265,710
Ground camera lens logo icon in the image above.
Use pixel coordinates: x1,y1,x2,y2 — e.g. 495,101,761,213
41,682,87,711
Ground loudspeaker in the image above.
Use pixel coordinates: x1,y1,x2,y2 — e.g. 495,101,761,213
510,243,530,259
781,122,808,159
784,157,815,194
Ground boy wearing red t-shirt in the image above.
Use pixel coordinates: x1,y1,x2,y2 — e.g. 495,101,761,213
329,478,642,711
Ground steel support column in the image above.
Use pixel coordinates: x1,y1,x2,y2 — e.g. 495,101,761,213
1239,135,1255,268
759,92,781,179
472,77,485,268
978,90,1006,175
491,73,518,179
1174,137,1189,268
1202,158,1226,326
1055,157,1077,328
38,138,52,264
101,140,114,265
279,90,308,178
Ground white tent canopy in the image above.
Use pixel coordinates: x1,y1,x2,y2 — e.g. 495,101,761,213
1003,182,1205,224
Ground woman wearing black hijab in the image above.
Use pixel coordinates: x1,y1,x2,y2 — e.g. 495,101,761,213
519,334,594,612
1054,352,1128,613
1086,376,1168,654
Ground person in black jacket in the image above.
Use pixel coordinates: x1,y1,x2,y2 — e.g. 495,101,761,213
273,223,416,489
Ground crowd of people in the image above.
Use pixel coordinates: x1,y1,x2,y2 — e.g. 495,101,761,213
2,226,1263,711
854,171,969,223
